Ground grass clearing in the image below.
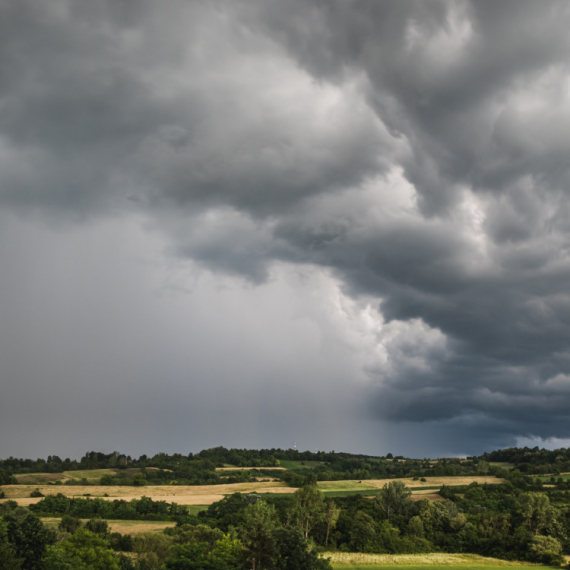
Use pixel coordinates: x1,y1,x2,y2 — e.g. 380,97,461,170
325,552,538,568
317,476,503,494
14,473,66,485
62,469,116,482
537,474,570,482
488,462,515,469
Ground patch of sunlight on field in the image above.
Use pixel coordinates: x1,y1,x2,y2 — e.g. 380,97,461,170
40,517,177,534
324,552,538,567
317,476,503,493
0,481,296,506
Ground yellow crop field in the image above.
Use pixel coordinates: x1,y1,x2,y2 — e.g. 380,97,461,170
39,517,177,534
0,481,296,506
0,475,502,508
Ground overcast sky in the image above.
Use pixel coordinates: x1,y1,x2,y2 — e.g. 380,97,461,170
2,0,570,460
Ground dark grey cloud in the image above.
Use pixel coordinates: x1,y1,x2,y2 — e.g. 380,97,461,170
1,0,570,457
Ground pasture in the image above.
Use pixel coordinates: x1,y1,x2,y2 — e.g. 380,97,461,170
14,468,139,485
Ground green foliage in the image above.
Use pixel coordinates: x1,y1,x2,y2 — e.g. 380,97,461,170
273,528,332,570
44,529,119,570
58,515,82,534
132,532,172,569
84,517,109,536
30,493,186,521
377,481,414,520
240,501,278,570
164,535,244,570
291,484,326,538
0,468,17,486
0,517,23,570
6,511,56,570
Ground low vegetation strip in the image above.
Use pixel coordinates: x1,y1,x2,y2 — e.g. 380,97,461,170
215,466,286,471
324,553,537,567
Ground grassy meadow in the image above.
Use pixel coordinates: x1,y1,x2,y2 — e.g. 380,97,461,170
325,553,538,570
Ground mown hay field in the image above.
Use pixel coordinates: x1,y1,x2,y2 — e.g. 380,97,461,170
1,475,502,507
325,552,537,569
0,481,297,506
40,517,178,534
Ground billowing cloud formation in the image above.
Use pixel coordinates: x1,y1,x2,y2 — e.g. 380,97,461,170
2,0,570,456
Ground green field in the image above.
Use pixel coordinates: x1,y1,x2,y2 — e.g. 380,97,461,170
278,460,325,470
488,462,515,469
62,469,117,482
537,474,570,482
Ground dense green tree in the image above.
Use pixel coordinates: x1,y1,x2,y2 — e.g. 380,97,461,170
132,532,172,570
291,485,325,539
377,481,413,520
349,511,377,552
528,535,564,565
6,512,56,570
0,517,23,570
274,528,331,570
324,500,340,546
164,535,243,570
44,529,119,570
58,515,82,534
84,517,109,536
240,501,278,570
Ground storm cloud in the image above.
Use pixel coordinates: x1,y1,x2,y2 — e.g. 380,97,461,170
2,0,570,457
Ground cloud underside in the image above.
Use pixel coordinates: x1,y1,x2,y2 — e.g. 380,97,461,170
2,0,570,453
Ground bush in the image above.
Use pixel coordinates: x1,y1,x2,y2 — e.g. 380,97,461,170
84,517,109,536
59,515,83,534
30,488,44,498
